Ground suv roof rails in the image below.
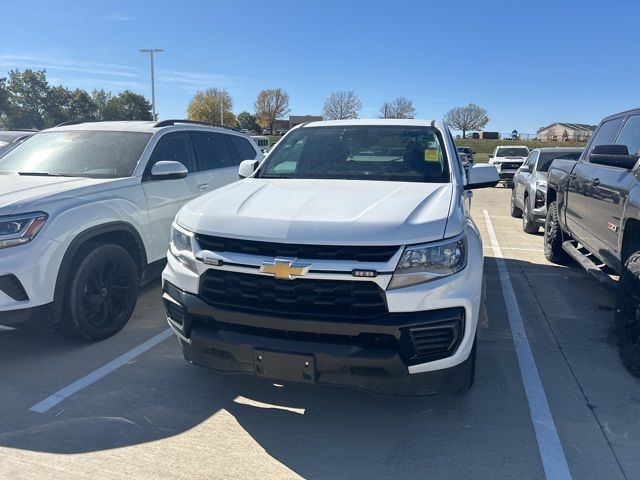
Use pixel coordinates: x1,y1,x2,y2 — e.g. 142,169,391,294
153,119,243,133
54,120,87,127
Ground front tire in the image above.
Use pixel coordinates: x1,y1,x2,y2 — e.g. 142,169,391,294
544,201,569,264
522,199,539,234
615,251,640,376
56,243,140,341
510,189,523,218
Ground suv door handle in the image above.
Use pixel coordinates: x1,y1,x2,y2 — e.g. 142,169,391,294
569,173,577,180
591,178,600,186
197,183,209,190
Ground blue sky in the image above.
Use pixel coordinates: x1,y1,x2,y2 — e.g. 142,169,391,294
1,0,638,134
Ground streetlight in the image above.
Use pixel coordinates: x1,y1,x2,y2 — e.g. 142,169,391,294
140,48,163,120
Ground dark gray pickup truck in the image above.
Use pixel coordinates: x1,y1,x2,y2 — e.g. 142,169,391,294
544,108,640,376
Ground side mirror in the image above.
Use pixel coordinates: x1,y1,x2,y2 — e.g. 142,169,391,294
239,159,259,179
150,161,188,180
465,164,499,190
589,144,639,170
489,154,494,159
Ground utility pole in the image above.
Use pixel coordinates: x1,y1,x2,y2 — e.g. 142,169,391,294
220,98,224,125
140,48,163,120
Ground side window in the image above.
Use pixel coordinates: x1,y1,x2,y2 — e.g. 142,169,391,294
229,135,258,161
191,131,235,170
148,132,196,174
615,115,640,155
586,118,624,159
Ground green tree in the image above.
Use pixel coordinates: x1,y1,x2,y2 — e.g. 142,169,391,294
102,90,152,121
3,69,50,129
91,89,113,119
0,77,10,126
187,88,236,126
236,111,261,132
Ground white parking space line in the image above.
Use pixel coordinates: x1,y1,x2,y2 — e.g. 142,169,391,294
483,210,572,480
29,328,173,414
0,325,16,331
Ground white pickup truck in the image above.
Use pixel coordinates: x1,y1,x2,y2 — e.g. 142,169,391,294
163,119,499,394
489,145,530,186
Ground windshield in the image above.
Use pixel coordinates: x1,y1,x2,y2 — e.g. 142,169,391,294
537,151,582,172
0,131,152,178
496,147,529,157
258,126,450,183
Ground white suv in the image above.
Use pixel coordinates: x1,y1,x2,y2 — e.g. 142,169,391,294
0,120,262,340
163,119,498,394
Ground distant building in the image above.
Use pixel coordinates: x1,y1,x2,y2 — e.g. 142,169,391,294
537,123,596,142
263,115,323,135
289,115,323,129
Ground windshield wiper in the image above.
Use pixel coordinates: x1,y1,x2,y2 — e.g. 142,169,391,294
18,171,69,177
260,175,292,179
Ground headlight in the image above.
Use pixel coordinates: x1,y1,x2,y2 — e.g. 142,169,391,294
169,223,197,272
388,234,467,289
0,212,48,249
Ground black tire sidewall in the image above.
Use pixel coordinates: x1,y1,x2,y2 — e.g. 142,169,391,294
510,189,523,218
615,252,640,376
67,244,140,341
523,200,538,234
544,201,567,263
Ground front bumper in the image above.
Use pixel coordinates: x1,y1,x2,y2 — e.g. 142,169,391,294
162,225,484,394
530,205,547,225
0,236,65,319
498,170,518,181
166,288,473,394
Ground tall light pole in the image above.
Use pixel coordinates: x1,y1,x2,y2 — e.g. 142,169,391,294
140,48,163,120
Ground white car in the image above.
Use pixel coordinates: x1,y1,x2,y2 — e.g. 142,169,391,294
0,120,262,340
488,145,530,186
163,119,499,394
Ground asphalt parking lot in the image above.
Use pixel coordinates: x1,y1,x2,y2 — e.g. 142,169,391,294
1,187,639,480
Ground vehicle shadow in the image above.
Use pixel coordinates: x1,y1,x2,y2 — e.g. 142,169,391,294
0,258,627,479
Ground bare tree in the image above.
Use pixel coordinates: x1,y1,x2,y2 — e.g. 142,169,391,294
322,90,361,120
443,103,489,138
254,88,290,134
379,97,416,119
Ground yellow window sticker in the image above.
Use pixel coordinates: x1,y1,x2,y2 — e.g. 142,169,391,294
424,149,439,161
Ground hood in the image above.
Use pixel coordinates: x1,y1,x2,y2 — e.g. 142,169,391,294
535,171,549,186
178,179,454,246
0,174,128,215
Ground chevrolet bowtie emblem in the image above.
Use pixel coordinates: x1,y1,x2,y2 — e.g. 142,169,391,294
260,259,311,280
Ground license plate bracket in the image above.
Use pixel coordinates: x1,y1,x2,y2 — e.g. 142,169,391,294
254,349,316,383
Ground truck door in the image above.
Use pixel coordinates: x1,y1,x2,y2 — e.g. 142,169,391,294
590,115,640,267
566,116,625,261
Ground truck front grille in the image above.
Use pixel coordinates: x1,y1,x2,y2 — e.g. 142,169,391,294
501,162,521,170
199,270,387,319
195,234,399,263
